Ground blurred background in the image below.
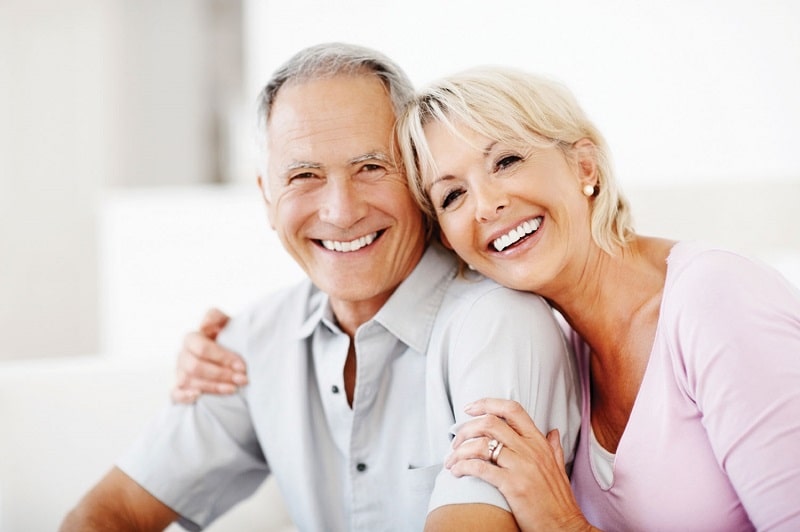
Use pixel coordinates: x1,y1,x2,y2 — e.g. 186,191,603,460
1,0,798,530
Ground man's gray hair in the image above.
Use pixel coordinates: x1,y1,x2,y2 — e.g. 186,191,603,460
254,42,415,176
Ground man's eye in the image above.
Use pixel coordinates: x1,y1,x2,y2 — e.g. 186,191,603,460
360,164,387,175
495,155,522,171
289,172,317,181
441,189,464,209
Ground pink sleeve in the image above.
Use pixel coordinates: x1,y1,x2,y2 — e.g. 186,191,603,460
672,251,800,530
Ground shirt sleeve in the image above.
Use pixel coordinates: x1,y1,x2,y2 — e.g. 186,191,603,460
117,316,269,530
427,285,581,512
672,251,800,530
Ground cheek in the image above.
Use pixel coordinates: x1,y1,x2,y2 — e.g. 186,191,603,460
438,216,477,257
269,195,308,235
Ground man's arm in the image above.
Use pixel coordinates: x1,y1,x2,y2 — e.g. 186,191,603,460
426,504,519,531
60,466,179,531
425,284,579,530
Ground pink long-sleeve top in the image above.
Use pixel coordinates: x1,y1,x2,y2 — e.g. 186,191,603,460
570,242,800,531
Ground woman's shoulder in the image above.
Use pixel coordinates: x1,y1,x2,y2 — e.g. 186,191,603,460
665,241,792,290
660,241,800,330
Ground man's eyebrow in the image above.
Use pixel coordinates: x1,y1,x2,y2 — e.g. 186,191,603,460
348,152,392,166
278,161,322,179
285,161,322,172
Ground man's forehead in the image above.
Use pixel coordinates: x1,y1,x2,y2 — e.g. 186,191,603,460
264,75,398,172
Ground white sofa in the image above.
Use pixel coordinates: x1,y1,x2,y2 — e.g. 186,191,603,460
0,186,301,532
1,182,797,531
0,356,294,532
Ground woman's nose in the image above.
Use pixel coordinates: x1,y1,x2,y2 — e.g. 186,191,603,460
474,182,508,223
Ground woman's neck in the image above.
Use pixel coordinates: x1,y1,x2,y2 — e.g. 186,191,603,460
548,235,673,451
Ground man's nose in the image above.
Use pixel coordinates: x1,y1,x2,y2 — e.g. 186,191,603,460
317,178,368,228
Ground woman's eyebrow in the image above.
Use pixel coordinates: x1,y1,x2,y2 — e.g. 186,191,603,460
482,140,499,158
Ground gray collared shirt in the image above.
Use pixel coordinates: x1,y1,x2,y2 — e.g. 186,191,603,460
118,242,580,531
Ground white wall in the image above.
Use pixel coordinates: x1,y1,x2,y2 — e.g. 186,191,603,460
2,0,798,359
0,0,219,361
243,0,800,187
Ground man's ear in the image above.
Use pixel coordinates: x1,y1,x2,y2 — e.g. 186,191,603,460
573,138,598,188
257,175,276,230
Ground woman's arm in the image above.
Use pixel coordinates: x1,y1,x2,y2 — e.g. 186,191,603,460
447,399,597,532
172,307,249,403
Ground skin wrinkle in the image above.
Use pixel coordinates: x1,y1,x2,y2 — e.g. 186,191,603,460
264,74,426,337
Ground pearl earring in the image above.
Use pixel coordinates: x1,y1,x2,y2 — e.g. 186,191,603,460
582,184,596,197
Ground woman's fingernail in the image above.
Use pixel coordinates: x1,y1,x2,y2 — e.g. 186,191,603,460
232,373,248,385
232,361,246,372
218,384,237,394
463,402,475,412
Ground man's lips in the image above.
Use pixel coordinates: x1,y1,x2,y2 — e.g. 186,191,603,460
317,230,383,253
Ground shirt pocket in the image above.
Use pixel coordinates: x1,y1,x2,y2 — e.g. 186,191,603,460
395,464,442,530
405,463,441,494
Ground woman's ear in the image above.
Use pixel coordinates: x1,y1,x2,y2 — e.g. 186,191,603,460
573,138,598,188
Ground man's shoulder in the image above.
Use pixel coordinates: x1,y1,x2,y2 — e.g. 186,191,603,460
217,278,319,353
442,274,551,316
240,278,318,322
430,274,560,351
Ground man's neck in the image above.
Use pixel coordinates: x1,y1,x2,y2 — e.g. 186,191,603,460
329,291,392,337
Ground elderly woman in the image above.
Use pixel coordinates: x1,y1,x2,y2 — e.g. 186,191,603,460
395,67,800,531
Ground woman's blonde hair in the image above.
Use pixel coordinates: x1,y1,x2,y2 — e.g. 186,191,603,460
396,66,633,253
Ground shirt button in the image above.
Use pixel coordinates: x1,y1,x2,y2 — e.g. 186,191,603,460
331,385,339,394
356,463,367,472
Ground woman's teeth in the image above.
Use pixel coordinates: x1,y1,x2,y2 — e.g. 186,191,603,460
321,232,378,252
493,217,542,252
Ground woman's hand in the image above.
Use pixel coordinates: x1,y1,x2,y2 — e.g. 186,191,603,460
447,398,594,532
171,308,248,403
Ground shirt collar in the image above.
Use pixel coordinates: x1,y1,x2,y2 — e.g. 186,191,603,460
295,241,459,351
297,284,330,339
373,241,457,353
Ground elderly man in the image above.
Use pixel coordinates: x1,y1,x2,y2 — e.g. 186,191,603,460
61,43,579,531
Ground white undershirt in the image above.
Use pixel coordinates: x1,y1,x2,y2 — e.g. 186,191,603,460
589,426,616,489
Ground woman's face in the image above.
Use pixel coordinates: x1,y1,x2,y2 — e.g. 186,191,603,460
422,120,596,295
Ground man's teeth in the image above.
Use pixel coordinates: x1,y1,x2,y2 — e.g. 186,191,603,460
493,217,542,252
321,232,378,253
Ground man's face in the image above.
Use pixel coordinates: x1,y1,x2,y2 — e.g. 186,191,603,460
263,74,427,323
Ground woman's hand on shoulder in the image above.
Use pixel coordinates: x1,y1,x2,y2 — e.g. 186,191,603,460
171,308,248,404
447,398,595,532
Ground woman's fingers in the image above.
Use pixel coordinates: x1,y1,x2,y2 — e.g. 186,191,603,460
464,398,543,439
451,413,524,449
182,331,246,373
450,401,589,530
171,312,248,403
199,307,230,339
546,429,565,469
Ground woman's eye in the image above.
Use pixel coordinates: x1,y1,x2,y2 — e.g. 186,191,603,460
441,189,464,209
495,155,522,171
